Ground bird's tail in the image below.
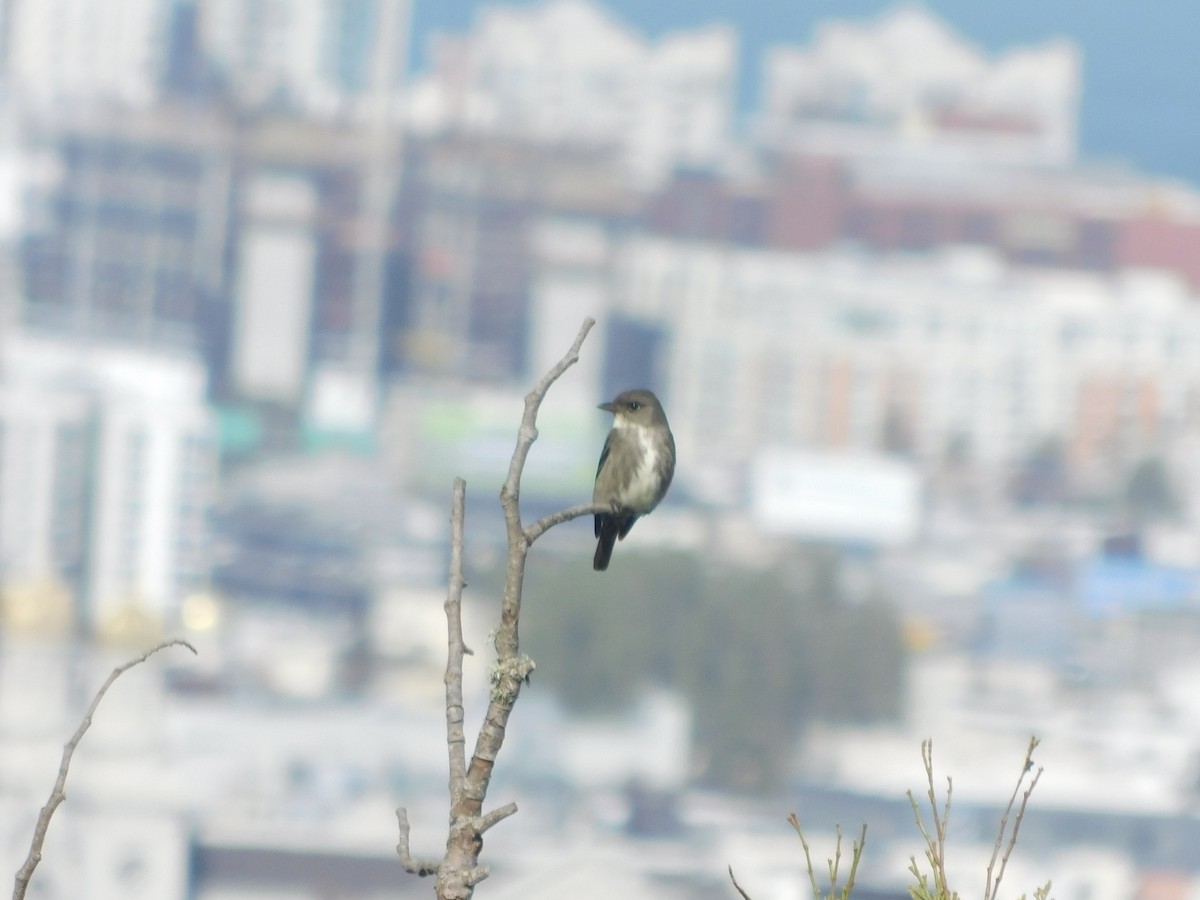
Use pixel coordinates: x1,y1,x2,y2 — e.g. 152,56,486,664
593,518,619,571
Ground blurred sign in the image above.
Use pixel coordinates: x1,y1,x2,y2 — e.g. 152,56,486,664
403,392,601,501
750,449,920,545
1077,558,1200,618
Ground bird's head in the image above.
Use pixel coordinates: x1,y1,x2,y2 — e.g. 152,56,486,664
599,389,668,429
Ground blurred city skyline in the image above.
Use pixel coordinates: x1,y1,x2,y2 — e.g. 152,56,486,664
0,1,1199,898
414,0,1200,183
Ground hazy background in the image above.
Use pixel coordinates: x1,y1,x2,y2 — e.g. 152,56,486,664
0,2,1197,899
416,0,1200,180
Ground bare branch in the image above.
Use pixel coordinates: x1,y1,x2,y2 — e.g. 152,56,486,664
984,736,1043,900
728,864,754,900
523,501,614,545
499,316,596,528
398,317,597,899
922,740,951,888
467,315,595,793
13,638,197,900
842,823,868,899
827,823,843,888
788,813,822,899
394,808,438,877
477,801,519,834
444,479,469,798
908,739,954,898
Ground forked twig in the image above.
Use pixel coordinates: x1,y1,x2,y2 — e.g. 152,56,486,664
984,736,1043,900
730,815,866,900
396,317,597,899
907,739,956,899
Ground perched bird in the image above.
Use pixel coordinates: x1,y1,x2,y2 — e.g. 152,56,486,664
592,388,676,571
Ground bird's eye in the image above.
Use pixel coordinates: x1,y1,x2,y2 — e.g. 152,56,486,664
628,401,641,411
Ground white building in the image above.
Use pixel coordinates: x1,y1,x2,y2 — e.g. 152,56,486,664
609,237,1200,484
4,0,173,109
199,0,411,120
0,334,216,625
407,0,736,187
758,5,1081,167
229,171,319,406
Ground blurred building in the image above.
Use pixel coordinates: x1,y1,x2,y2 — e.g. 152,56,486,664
407,0,736,187
229,168,320,406
2,0,414,430
3,0,177,110
12,106,411,428
395,133,636,382
17,106,233,365
197,0,411,120
642,6,1199,297
610,237,1200,487
0,333,216,627
757,5,1080,167
749,448,921,545
226,118,406,412
646,152,1200,293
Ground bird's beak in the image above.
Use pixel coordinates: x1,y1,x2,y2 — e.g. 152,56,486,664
598,401,615,413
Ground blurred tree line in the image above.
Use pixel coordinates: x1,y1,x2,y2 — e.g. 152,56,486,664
482,547,906,792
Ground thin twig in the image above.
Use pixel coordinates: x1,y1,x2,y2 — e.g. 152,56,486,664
984,736,1043,900
923,741,951,889
923,740,952,895
394,808,438,877
776,814,867,900
908,739,955,899
13,638,196,900
476,801,518,834
728,864,753,900
843,823,868,898
499,316,597,544
788,813,823,899
827,823,843,890
523,501,614,545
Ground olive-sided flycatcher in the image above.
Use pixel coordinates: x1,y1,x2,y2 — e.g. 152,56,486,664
592,388,676,571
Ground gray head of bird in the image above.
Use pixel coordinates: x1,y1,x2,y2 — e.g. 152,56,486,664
598,388,668,428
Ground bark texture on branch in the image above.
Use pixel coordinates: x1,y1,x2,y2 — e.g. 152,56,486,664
397,317,599,899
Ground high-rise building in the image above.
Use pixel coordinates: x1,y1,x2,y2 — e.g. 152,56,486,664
407,0,736,187
17,107,233,365
15,107,409,419
396,133,635,382
219,117,409,436
5,0,175,109
0,333,216,626
228,169,320,406
199,0,411,120
610,236,1200,485
757,5,1080,167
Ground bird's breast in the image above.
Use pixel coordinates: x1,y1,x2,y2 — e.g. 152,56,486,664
620,427,667,511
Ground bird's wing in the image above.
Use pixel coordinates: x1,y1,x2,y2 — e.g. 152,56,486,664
658,429,677,496
595,429,614,483
594,430,616,537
